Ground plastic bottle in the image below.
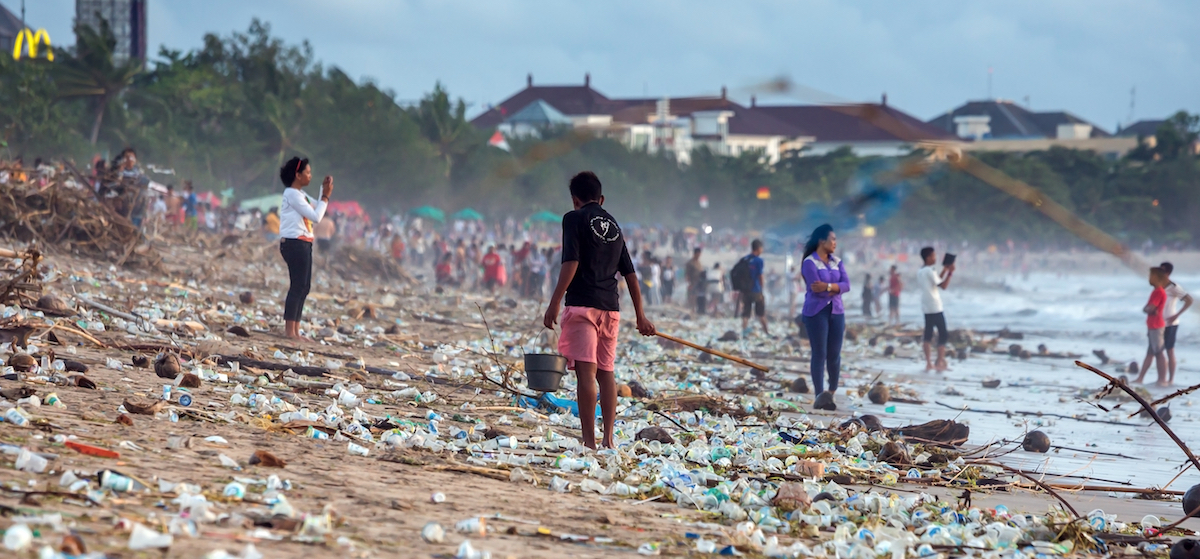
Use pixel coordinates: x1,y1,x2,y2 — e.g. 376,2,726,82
5,407,29,426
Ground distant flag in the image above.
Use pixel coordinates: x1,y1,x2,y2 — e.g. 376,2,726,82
489,130,510,152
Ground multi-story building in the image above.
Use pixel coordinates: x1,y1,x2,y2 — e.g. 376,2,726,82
0,2,24,56
75,0,147,62
928,99,1136,158
471,75,951,163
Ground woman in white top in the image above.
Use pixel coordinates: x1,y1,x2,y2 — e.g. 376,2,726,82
278,156,333,340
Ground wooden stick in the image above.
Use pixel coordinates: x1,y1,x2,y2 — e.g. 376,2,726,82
978,460,1080,518
426,464,511,482
76,296,151,330
214,355,329,377
1033,483,1183,496
655,332,769,372
53,322,107,348
1076,361,1200,473
1129,380,1200,417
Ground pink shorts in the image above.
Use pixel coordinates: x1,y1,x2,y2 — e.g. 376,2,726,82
558,306,620,371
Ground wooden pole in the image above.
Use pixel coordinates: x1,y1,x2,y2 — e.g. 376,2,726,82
1076,361,1200,472
655,332,770,372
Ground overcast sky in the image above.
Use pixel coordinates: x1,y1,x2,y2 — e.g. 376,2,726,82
15,0,1200,130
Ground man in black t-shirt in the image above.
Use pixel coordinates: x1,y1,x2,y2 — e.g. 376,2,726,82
544,171,656,450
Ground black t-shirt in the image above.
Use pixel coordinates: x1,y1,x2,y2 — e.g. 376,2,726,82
561,202,635,311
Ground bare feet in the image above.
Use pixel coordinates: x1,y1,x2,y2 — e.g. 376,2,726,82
1132,377,1145,384
935,358,948,372
1156,382,1171,387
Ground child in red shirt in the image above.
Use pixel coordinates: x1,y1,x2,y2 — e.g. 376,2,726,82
1135,267,1170,386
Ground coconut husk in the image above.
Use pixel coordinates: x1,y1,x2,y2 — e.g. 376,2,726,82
154,353,181,379
867,383,890,404
635,426,675,444
879,441,911,466
7,352,37,372
895,419,970,447
1022,430,1051,453
178,373,202,388
249,450,287,468
123,397,166,415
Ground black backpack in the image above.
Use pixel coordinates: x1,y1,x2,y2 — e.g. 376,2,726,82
729,255,754,293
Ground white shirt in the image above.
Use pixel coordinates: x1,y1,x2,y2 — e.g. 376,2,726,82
279,188,328,241
1166,282,1190,326
918,265,948,314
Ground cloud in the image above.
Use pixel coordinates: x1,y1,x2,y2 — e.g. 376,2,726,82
20,0,1200,127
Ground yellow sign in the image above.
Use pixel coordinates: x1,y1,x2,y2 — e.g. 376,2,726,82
13,28,54,61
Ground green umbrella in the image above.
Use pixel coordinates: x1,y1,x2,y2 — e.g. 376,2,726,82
528,210,561,223
451,208,484,221
410,206,445,222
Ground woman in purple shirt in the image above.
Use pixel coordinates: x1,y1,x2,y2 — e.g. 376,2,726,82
800,224,850,402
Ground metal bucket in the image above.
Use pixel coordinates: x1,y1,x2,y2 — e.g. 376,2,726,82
523,353,567,392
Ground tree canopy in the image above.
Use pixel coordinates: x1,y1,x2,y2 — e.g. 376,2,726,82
0,19,1197,246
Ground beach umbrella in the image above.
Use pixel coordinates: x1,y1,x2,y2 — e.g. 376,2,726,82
528,210,561,223
452,208,484,221
410,206,445,222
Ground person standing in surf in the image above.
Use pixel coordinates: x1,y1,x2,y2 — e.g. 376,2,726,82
1135,267,1171,386
1161,262,1192,385
918,247,955,372
278,157,333,341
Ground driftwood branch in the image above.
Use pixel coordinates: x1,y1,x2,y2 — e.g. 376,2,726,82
977,461,1079,518
1075,361,1200,473
75,296,150,330
213,355,330,377
1130,380,1200,417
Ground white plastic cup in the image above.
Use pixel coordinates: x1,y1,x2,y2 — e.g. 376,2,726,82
101,470,133,492
15,449,47,473
3,522,32,551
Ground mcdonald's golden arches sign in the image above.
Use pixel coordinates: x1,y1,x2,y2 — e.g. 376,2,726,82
12,28,54,61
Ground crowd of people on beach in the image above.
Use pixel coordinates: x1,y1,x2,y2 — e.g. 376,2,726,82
7,150,1196,396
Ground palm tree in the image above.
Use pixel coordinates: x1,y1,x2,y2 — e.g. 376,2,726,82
54,17,142,145
407,83,476,179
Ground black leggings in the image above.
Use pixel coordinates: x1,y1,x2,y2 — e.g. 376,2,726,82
280,239,313,322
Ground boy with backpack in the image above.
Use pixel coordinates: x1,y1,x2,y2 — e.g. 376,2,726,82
733,239,770,336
